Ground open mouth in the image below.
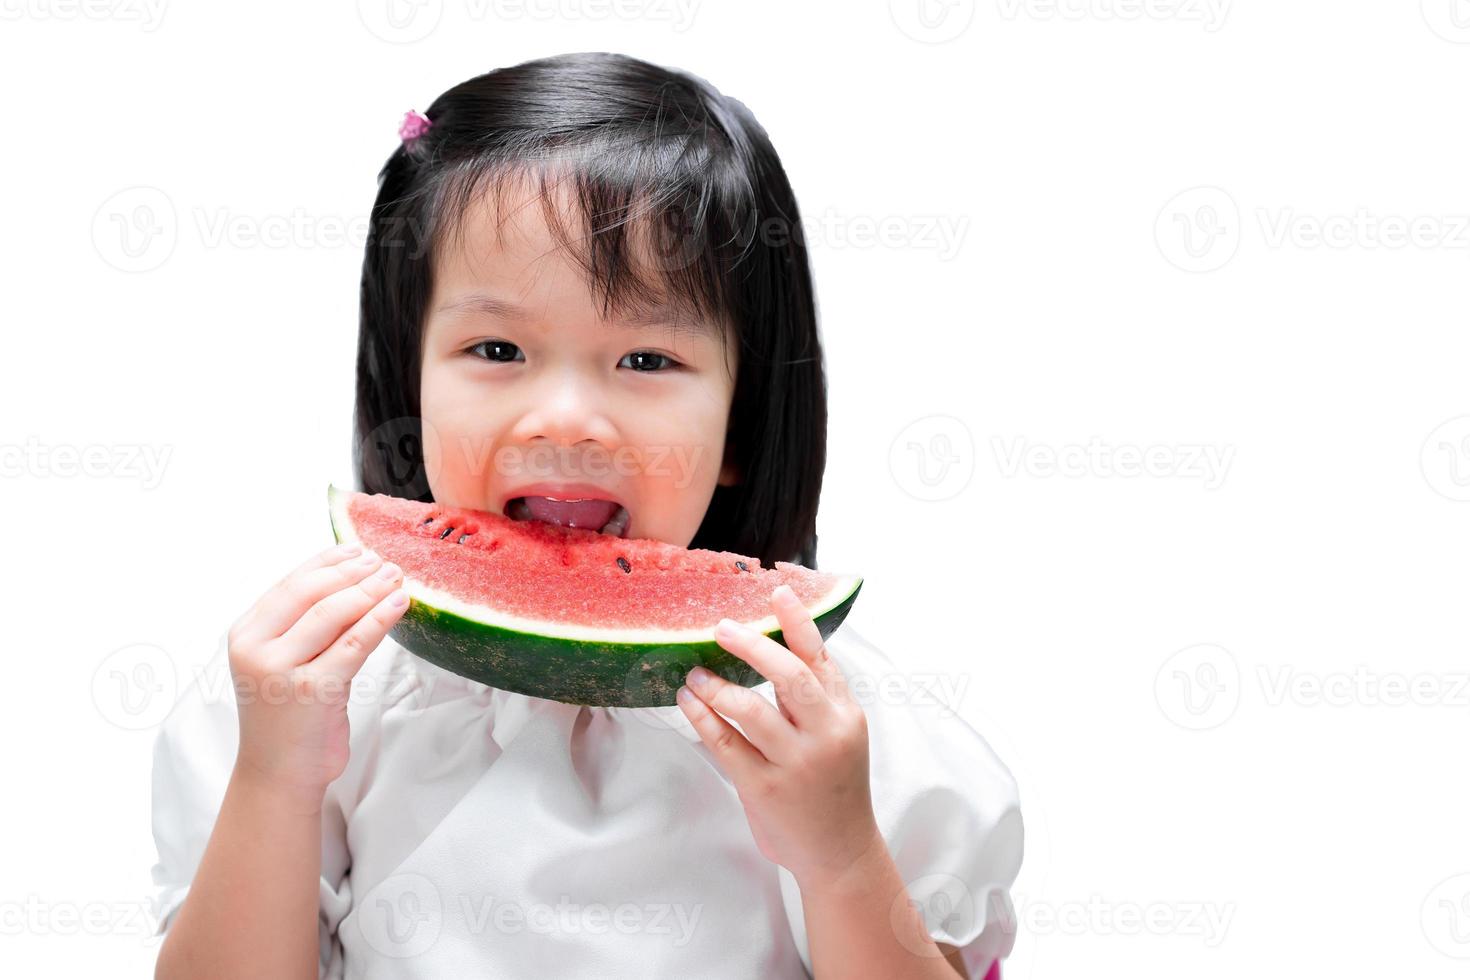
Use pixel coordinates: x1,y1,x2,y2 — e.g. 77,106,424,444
504,496,631,538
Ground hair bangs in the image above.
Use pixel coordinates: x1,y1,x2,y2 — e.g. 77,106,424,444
427,135,758,345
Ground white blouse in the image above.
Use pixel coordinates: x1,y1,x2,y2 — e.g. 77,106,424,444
150,622,1023,978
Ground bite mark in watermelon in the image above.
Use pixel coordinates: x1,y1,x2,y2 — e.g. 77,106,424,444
326,485,864,707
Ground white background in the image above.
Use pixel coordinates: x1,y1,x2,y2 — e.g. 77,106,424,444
4,1,1469,976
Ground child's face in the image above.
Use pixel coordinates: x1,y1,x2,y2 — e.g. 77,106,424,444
418,180,739,549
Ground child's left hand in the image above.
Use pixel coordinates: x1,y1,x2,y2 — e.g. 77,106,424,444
678,584,883,892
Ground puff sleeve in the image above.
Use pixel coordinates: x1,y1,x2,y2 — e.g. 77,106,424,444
147,631,355,978
778,626,1024,979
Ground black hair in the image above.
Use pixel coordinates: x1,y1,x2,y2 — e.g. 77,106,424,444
354,52,827,569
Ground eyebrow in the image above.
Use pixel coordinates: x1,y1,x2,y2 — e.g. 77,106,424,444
434,292,717,338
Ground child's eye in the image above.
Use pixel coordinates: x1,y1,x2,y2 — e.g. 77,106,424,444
467,340,524,363
619,350,680,372
465,342,678,372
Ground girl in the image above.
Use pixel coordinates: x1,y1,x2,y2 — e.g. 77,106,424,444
150,52,1023,979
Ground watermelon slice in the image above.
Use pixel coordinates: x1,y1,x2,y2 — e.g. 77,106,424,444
326,485,864,707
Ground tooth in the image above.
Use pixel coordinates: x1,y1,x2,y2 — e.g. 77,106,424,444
599,505,630,538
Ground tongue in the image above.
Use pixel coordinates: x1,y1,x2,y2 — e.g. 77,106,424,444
520,496,621,531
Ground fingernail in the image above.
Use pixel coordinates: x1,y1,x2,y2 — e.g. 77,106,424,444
714,619,738,638
375,562,400,579
339,544,362,557
389,589,409,607
677,685,698,704
688,666,713,689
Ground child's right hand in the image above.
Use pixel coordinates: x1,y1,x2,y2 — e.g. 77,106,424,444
226,543,408,808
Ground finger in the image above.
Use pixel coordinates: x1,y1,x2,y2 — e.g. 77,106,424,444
280,542,362,589
250,550,385,641
714,618,834,730
682,667,799,765
771,585,852,705
236,544,364,642
276,560,404,656
676,684,769,784
313,587,411,676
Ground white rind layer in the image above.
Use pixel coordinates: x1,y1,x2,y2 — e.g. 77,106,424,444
328,486,860,644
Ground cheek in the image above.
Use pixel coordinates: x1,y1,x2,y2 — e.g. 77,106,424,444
624,421,727,522
632,406,724,468
419,371,506,494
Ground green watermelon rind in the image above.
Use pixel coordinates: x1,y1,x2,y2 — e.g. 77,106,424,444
327,484,864,707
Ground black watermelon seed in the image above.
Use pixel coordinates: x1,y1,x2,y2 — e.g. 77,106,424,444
421,517,434,525
439,526,455,539
617,556,632,573
735,561,748,572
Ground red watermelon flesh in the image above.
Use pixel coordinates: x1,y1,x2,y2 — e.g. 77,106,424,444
339,488,855,635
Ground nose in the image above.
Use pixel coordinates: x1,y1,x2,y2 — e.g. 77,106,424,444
508,369,618,450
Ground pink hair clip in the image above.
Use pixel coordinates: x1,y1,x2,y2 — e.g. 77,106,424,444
399,109,432,144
